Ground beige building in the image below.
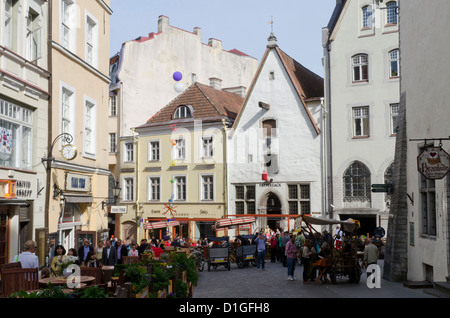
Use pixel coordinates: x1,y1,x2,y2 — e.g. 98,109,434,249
119,82,244,243
47,0,112,252
0,0,50,266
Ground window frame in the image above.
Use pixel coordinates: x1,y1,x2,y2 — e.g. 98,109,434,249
389,49,400,78
26,7,41,63
60,82,76,147
60,0,76,51
109,96,117,116
389,103,399,136
235,185,255,214
201,135,214,159
362,5,373,29
173,138,186,160
173,105,193,119
122,176,135,202
386,1,398,25
200,174,214,201
148,176,161,201
352,54,369,82
420,163,437,237
85,11,98,67
352,106,370,138
343,161,372,202
123,141,134,163
148,140,160,162
174,176,187,201
109,133,116,153
83,96,97,158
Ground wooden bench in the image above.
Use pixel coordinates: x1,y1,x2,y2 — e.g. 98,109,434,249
1,267,39,298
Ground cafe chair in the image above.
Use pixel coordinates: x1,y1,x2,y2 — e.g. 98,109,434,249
0,267,39,298
122,256,139,264
80,267,103,285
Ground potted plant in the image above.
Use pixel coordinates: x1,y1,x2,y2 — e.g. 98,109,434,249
59,255,79,278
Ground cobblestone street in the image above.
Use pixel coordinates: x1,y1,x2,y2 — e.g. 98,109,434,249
193,259,435,299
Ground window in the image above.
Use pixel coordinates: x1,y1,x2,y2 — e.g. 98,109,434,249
235,185,255,214
352,54,369,82
26,8,41,63
288,184,310,214
123,142,134,162
353,106,370,137
362,5,373,28
109,133,116,153
343,161,371,202
390,103,399,135
201,175,214,201
0,99,33,170
202,136,213,158
175,176,186,201
123,177,134,201
174,138,185,160
84,98,96,156
61,84,75,145
109,96,117,116
386,1,398,25
389,49,400,78
269,71,275,80
85,14,98,66
173,106,192,119
149,141,160,161
149,177,160,201
61,0,75,51
3,0,18,51
420,170,436,236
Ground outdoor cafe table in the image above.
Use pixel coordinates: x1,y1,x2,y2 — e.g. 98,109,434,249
39,276,95,288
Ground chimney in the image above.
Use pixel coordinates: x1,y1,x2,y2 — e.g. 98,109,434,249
209,77,222,90
223,86,247,98
158,15,170,33
208,38,222,50
193,27,202,39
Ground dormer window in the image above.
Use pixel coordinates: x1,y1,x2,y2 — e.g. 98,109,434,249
174,105,192,119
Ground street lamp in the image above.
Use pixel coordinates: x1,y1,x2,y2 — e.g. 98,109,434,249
102,181,121,210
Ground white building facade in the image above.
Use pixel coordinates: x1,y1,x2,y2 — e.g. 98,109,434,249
0,0,50,266
227,35,325,234
108,15,258,239
323,0,400,235
398,0,450,283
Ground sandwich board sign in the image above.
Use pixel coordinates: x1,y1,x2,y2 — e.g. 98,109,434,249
417,147,450,180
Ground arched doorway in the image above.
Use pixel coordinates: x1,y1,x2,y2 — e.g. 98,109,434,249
266,193,282,231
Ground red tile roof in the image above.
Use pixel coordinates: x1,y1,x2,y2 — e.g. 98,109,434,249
135,82,244,129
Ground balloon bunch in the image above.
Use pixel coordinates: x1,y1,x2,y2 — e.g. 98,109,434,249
173,71,184,93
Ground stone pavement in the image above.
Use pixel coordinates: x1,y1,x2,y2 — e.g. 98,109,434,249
193,259,436,299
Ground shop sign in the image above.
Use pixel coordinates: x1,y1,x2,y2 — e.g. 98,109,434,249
417,147,450,179
66,173,91,192
16,180,34,199
111,206,127,214
0,180,16,198
259,182,281,188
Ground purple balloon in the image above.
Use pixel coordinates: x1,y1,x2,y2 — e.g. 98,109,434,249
173,71,182,81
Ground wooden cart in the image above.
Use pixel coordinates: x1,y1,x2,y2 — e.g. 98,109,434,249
297,215,362,284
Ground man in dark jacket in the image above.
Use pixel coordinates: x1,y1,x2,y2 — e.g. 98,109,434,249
78,239,94,265
102,240,117,265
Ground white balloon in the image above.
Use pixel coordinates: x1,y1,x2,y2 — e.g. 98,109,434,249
174,82,184,93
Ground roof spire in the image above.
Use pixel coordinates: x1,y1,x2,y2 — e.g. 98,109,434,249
267,16,278,48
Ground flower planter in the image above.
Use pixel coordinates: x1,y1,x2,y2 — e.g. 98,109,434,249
157,289,166,298
135,286,148,298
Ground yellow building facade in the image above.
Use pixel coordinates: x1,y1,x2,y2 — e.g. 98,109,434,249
47,0,112,250
118,82,244,243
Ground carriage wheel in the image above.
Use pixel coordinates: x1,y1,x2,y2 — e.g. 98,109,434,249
237,259,244,269
198,259,205,272
329,268,337,284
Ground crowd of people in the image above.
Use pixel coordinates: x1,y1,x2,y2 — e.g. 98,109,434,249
249,225,380,284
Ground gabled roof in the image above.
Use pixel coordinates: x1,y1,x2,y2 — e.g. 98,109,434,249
230,44,324,136
135,82,244,130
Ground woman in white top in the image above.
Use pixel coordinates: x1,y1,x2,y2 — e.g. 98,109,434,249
18,240,39,269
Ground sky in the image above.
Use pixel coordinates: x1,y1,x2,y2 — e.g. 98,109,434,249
110,0,337,76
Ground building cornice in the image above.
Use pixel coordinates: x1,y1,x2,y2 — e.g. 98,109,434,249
52,160,110,176
52,41,111,84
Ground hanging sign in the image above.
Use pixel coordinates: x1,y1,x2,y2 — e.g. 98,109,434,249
417,147,450,179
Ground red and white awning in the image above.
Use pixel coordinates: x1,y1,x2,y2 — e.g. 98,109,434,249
215,216,256,228
144,219,180,230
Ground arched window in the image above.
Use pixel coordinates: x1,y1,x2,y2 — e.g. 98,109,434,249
386,1,398,25
173,105,192,119
352,54,369,82
362,5,373,28
389,49,400,78
343,161,371,202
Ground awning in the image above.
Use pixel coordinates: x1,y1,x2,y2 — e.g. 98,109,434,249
0,199,29,206
64,195,93,203
299,215,359,233
144,219,180,230
215,216,256,228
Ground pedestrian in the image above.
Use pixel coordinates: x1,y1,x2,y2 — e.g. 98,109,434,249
84,251,100,267
281,231,290,267
101,240,117,266
254,232,267,270
335,226,343,250
78,239,93,265
50,244,66,276
128,243,139,256
364,238,379,278
295,230,305,264
286,235,298,281
115,239,127,264
138,239,148,254
270,235,277,263
18,240,39,269
302,240,313,284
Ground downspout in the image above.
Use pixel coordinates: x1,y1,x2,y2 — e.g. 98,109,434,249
222,119,228,219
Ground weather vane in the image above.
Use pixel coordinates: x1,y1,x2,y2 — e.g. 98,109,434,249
268,16,274,33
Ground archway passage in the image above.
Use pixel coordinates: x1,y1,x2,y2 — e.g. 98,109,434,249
266,193,282,231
